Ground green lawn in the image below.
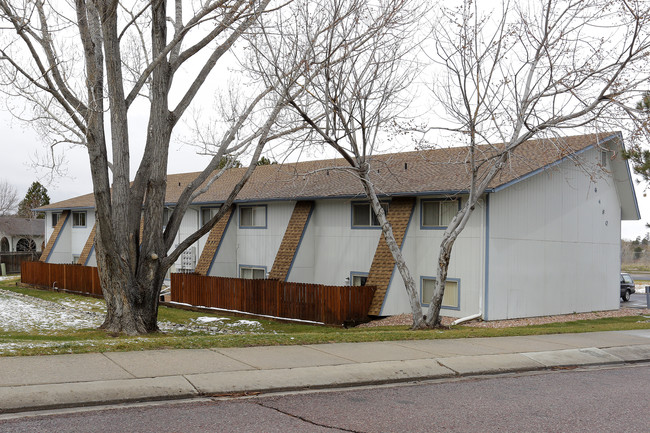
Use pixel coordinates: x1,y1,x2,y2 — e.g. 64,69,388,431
2,278,650,357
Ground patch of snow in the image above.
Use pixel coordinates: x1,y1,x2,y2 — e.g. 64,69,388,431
194,316,230,324
229,320,261,328
0,289,103,332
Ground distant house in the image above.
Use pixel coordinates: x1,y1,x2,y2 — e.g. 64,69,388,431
0,216,44,253
35,132,640,320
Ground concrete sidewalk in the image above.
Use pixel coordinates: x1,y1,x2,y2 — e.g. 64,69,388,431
1,329,650,414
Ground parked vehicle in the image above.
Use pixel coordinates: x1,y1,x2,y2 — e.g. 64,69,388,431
620,273,635,302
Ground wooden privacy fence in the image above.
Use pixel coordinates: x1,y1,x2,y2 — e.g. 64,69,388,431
21,261,103,296
1,252,40,274
171,273,375,326
20,262,376,326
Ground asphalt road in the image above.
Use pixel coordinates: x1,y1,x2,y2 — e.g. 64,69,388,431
623,291,650,309
2,364,649,433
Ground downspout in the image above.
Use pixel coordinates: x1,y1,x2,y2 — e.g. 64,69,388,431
451,287,482,325
450,194,488,326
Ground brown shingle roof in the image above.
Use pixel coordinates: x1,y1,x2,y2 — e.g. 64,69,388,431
38,133,614,210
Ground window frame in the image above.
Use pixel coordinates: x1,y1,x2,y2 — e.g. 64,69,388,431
420,276,461,310
350,201,390,229
52,213,61,228
600,150,608,167
239,265,267,280
420,199,460,230
350,271,369,287
162,207,174,229
201,206,221,226
239,204,267,229
72,211,86,228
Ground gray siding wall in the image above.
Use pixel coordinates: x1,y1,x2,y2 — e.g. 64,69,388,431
486,148,621,320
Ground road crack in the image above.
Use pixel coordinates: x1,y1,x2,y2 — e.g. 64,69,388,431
255,401,365,433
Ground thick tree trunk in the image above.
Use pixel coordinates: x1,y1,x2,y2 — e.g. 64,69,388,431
96,244,165,335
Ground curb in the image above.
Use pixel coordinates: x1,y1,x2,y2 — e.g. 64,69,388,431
2,346,649,415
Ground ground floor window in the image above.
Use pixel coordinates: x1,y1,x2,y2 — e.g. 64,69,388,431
16,238,36,252
350,272,368,286
240,266,266,279
0,237,8,252
421,277,460,310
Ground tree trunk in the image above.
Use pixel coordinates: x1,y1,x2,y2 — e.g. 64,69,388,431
96,244,164,335
360,167,425,329
425,196,481,327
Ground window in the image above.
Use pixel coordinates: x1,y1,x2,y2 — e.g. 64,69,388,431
16,238,36,252
201,206,221,226
351,202,389,227
240,266,266,279
421,200,458,228
162,207,174,228
52,213,61,227
240,205,266,228
72,211,86,228
600,150,608,167
421,277,460,309
350,273,368,286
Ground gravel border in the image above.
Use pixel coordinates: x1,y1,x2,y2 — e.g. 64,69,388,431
357,308,650,328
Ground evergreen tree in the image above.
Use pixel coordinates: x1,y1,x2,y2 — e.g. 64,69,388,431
623,91,650,182
17,182,50,219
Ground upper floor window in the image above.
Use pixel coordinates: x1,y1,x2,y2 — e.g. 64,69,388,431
162,207,174,229
352,202,389,228
201,206,221,226
421,199,458,229
52,213,61,227
72,211,86,228
239,205,266,228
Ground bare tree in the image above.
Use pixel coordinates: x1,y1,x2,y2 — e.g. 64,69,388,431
248,0,429,328
420,0,650,327
0,179,17,215
0,0,294,334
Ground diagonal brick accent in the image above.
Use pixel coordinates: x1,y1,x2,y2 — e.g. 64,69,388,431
78,222,96,265
195,207,235,276
268,201,314,281
366,197,416,315
40,210,70,262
